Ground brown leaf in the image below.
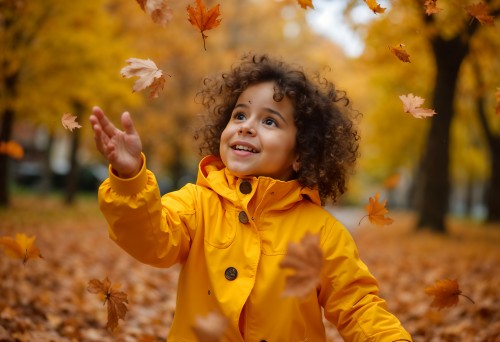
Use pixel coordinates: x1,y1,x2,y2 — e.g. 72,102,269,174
399,93,437,119
136,0,173,26
297,0,314,10
389,44,411,63
279,232,323,298
120,58,166,98
425,279,475,310
192,311,228,342
187,0,222,50
0,233,43,264
424,0,442,15
364,0,386,14
87,277,128,331
0,140,24,160
61,113,82,132
360,192,394,227
465,2,495,25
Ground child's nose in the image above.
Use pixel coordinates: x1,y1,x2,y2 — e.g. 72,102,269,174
238,122,256,135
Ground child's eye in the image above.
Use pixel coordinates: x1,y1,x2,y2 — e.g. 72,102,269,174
263,118,277,127
232,112,246,121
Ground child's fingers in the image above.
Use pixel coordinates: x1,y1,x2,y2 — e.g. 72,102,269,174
93,106,120,137
121,112,138,136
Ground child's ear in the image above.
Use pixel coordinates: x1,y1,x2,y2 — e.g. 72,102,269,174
292,156,300,173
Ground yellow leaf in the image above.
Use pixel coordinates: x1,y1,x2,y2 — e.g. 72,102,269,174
360,192,394,227
364,0,386,14
297,0,314,10
0,233,43,264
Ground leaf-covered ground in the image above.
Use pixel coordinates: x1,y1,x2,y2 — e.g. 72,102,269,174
1,196,499,341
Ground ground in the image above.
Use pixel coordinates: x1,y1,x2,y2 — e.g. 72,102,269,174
0,195,499,341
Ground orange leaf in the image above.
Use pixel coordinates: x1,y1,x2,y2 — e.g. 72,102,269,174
87,277,129,331
399,93,437,119
465,2,494,25
364,0,386,14
389,44,411,63
120,58,167,98
192,311,228,342
425,279,475,310
136,0,173,27
383,173,401,190
424,0,442,15
0,233,43,264
297,0,314,10
279,232,323,298
61,113,82,132
187,0,222,50
360,192,394,227
0,140,24,160
495,87,500,116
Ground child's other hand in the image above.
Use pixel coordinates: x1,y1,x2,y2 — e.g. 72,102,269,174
90,106,143,178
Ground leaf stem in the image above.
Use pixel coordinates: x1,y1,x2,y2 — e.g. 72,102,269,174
358,215,367,226
460,293,475,304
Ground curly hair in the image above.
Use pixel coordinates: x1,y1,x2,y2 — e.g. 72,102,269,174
194,53,360,205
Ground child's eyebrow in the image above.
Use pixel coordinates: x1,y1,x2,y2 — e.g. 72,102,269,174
234,103,287,123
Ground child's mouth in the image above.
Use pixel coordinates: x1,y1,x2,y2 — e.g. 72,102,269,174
233,145,258,153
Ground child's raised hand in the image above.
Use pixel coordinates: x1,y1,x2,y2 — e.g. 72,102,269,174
90,106,143,178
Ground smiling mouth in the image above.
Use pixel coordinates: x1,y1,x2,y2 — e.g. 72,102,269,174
232,144,258,153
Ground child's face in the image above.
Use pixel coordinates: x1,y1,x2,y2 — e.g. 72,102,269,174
220,81,299,181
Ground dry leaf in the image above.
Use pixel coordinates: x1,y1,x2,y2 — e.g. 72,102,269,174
87,277,128,331
279,232,323,299
425,279,475,310
0,140,24,160
61,113,82,132
136,0,173,26
0,233,43,264
389,44,411,63
383,173,401,190
297,0,314,10
424,0,442,15
495,87,500,116
465,2,494,25
360,192,394,227
364,0,386,14
187,0,222,50
192,311,228,342
399,93,437,119
120,58,166,98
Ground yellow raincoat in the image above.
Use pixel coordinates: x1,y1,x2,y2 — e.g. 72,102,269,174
99,155,412,341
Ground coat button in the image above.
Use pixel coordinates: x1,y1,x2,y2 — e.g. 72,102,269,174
238,211,249,224
239,181,252,194
224,267,238,281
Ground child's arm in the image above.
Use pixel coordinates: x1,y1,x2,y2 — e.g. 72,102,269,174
319,221,413,341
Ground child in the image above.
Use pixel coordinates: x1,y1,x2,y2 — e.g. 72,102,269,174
90,53,412,341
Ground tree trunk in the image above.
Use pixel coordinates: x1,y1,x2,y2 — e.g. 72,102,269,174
415,36,469,233
486,146,500,222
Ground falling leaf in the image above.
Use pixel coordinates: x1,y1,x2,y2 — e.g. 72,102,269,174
424,0,442,15
297,0,314,10
187,0,222,50
425,279,475,310
383,173,401,190
359,192,394,227
495,87,500,116
0,140,24,160
61,113,82,132
192,311,228,342
136,0,173,26
0,233,43,264
465,2,494,25
399,93,437,119
279,232,323,299
120,58,167,98
389,44,411,63
364,0,386,14
87,277,128,331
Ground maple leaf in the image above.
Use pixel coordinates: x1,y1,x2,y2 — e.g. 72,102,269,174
192,311,228,342
87,277,128,331
61,113,82,132
187,0,222,51
383,173,401,190
364,0,386,14
297,0,314,10
399,93,437,119
136,0,173,27
279,232,323,299
495,87,500,116
425,279,475,310
389,44,411,63
0,140,24,160
120,58,167,98
424,0,442,15
359,192,394,227
465,2,494,25
0,233,43,264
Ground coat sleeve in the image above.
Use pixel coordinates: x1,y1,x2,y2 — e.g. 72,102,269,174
318,220,413,342
98,154,196,268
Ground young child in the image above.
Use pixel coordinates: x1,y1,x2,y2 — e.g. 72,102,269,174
90,53,412,341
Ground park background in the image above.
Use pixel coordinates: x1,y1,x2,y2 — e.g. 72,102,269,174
1,0,499,341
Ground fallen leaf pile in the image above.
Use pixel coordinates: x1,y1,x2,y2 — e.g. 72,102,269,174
1,196,499,341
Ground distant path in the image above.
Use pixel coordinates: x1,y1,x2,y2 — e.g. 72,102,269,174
325,206,365,231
